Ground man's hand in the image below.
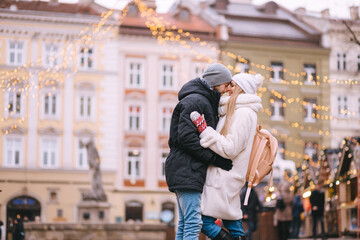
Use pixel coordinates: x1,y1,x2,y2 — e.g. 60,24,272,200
212,155,233,171
190,111,207,133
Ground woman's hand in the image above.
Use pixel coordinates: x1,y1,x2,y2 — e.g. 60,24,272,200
190,111,207,133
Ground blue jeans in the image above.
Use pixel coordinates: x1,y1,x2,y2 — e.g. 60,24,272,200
202,215,245,239
245,220,257,240
175,191,202,240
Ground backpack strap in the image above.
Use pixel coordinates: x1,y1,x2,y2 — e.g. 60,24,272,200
244,186,252,206
244,131,266,206
269,168,273,188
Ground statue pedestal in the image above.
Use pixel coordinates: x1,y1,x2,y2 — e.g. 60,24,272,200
77,201,111,223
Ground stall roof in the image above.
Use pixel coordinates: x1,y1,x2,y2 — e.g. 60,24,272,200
337,138,360,179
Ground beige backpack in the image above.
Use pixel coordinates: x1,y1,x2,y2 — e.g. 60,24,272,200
243,125,278,206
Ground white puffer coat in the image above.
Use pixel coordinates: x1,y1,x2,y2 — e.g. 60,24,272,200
200,94,262,220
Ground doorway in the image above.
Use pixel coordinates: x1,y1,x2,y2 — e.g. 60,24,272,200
6,196,41,240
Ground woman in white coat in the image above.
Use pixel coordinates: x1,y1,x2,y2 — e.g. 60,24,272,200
191,73,263,240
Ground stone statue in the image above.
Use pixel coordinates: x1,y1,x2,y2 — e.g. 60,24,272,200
80,139,107,202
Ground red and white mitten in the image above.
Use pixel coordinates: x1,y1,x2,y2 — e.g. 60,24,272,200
190,111,207,133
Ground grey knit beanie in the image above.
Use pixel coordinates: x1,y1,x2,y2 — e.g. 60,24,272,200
202,63,232,87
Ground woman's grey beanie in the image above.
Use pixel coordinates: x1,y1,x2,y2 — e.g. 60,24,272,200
202,63,233,87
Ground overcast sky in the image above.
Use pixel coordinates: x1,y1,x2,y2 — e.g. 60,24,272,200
59,0,359,19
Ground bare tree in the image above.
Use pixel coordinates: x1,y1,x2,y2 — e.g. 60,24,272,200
343,20,360,46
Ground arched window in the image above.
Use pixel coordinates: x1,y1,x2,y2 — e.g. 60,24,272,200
125,201,143,222
161,202,175,224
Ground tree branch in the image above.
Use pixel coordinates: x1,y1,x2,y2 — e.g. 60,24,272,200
343,20,360,46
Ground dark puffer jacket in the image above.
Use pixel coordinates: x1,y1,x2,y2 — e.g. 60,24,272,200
165,78,221,193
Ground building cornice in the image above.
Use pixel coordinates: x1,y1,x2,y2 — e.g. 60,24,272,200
0,9,118,26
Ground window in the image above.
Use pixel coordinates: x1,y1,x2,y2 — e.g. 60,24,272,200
161,107,173,133
270,62,284,82
127,4,139,16
161,202,175,224
194,63,207,78
305,142,318,161
7,91,22,116
77,90,95,121
79,47,93,70
8,40,25,66
57,209,63,217
41,90,61,120
270,96,285,121
43,43,60,68
125,201,143,222
126,59,145,88
337,95,349,117
48,188,59,204
303,98,317,123
3,137,23,167
160,151,169,179
126,150,142,179
235,59,250,73
40,138,58,168
128,105,142,131
179,8,190,20
76,139,88,169
160,61,176,90
278,142,285,159
337,53,346,70
304,64,317,84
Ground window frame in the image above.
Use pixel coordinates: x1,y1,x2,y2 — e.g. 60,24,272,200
304,142,318,161
270,61,284,83
159,150,169,180
78,46,95,70
126,58,145,89
235,59,250,73
42,42,62,68
337,53,347,71
76,89,96,122
303,64,317,85
303,98,317,123
75,137,89,170
337,95,349,118
193,62,208,78
6,39,27,66
40,88,62,121
270,96,285,121
3,135,24,168
4,88,25,118
125,148,143,180
126,102,144,131
159,104,173,133
160,60,177,91
39,136,60,169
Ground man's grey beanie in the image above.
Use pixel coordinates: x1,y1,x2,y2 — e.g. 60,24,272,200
202,63,233,87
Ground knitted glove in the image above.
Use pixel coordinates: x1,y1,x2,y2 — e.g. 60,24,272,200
212,155,233,171
190,111,207,133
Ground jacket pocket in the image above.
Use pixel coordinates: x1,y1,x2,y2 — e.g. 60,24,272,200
205,166,221,188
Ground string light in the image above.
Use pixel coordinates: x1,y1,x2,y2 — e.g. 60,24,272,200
134,0,360,87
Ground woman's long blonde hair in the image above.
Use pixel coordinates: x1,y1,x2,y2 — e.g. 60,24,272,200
220,84,244,136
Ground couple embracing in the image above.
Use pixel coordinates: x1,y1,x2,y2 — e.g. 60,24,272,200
165,63,263,240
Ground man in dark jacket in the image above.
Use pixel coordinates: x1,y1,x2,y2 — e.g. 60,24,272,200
310,184,326,240
240,185,263,240
165,63,233,240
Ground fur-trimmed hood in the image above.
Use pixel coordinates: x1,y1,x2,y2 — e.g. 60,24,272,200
218,94,262,117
